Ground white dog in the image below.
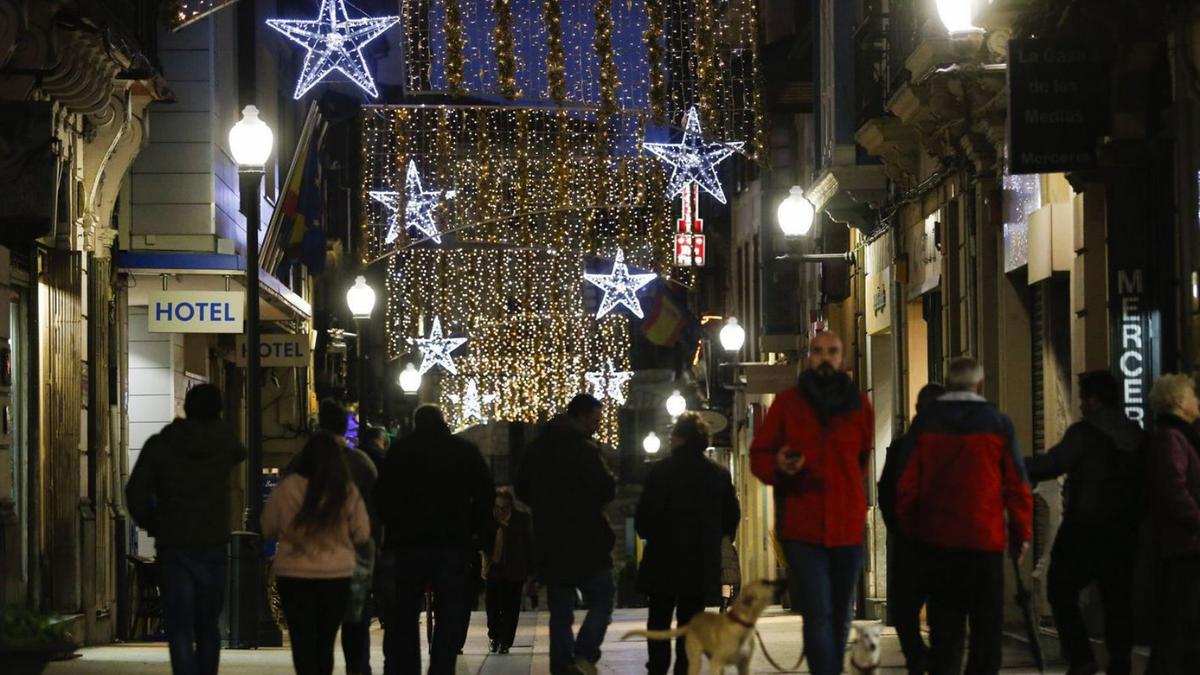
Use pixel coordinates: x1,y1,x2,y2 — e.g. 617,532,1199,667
847,622,883,674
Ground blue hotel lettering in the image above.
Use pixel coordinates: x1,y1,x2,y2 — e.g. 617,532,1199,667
155,302,237,322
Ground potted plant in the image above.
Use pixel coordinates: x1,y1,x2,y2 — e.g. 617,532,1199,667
0,605,79,675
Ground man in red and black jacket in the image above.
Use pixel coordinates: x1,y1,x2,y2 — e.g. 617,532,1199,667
896,357,1033,675
750,331,873,675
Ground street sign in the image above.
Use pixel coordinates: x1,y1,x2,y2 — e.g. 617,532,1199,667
147,290,245,333
234,334,310,367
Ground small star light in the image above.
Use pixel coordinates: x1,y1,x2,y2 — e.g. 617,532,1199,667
266,0,399,99
449,379,498,425
368,160,445,245
644,106,745,204
584,248,657,319
585,362,633,405
412,317,467,375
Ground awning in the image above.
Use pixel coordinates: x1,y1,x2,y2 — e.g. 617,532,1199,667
115,252,311,322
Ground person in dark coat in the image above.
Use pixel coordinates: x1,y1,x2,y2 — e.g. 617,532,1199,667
877,382,945,675
125,384,246,675
485,489,535,654
374,405,495,675
1144,374,1200,674
516,394,616,675
635,412,740,675
1025,371,1144,675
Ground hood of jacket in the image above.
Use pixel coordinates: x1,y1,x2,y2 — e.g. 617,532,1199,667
1083,406,1143,453
927,392,1000,432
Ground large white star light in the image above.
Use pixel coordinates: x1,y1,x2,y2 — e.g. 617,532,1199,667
644,106,745,204
266,0,399,99
583,248,658,319
585,362,633,405
411,318,467,375
448,379,498,425
368,160,446,245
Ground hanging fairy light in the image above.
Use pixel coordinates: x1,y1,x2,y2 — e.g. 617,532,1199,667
644,106,744,205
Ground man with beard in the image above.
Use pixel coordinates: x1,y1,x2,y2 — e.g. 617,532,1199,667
749,331,873,675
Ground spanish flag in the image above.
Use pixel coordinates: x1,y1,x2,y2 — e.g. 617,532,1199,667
639,279,698,348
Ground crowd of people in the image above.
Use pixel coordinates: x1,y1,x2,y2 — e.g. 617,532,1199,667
124,328,1200,675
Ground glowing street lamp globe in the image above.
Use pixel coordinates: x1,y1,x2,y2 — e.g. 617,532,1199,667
228,105,274,169
936,0,980,34
643,431,661,454
665,390,687,418
719,317,746,352
398,363,422,394
346,276,376,320
777,186,815,237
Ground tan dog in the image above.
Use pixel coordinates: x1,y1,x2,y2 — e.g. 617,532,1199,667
623,579,783,675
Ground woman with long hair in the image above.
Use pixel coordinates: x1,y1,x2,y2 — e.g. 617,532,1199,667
263,432,370,675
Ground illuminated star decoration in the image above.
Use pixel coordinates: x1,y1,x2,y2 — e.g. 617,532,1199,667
585,362,633,405
411,317,467,375
368,160,446,245
644,106,745,205
583,248,658,319
448,379,498,425
266,0,399,99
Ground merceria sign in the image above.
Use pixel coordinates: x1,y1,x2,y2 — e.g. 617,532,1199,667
148,291,245,334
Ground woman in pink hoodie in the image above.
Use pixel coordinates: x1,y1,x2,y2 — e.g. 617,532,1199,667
263,433,370,675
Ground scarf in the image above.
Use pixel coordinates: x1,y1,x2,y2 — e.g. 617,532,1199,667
797,369,861,427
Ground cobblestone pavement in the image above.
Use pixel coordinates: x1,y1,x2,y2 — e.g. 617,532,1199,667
45,607,1093,674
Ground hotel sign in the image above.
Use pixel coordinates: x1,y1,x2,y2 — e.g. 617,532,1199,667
148,291,245,333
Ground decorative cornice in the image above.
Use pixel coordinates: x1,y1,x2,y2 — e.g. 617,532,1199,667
809,164,888,233
855,117,920,185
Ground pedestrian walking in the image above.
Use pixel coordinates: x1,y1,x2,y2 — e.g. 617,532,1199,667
262,433,371,675
454,550,484,655
1144,373,1200,674
485,488,535,654
358,425,390,471
516,394,616,675
374,404,495,675
635,412,740,675
878,382,946,675
896,357,1032,675
125,384,246,675
1025,371,1143,675
748,331,873,675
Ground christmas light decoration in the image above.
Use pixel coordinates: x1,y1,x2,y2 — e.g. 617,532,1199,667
644,106,744,205
674,183,705,266
584,248,658,319
266,0,399,99
585,361,633,405
368,160,445,245
412,317,467,375
448,379,498,425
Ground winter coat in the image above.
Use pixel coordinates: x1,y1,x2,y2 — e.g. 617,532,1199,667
515,416,616,583
878,428,920,532
1147,414,1200,559
125,418,247,550
897,392,1033,552
487,509,535,583
1025,406,1145,526
749,386,874,547
261,474,370,579
374,426,495,553
635,440,740,597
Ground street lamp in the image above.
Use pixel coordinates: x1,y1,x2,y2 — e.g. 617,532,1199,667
398,363,422,394
719,317,746,352
935,0,980,34
777,186,815,237
346,275,376,320
665,389,687,418
228,104,277,648
642,431,661,454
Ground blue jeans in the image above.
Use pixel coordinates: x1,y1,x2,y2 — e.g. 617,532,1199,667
159,546,228,675
783,541,864,675
545,569,615,674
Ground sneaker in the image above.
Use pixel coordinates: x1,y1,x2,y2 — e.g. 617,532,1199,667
499,645,511,654
572,657,598,675
489,640,499,653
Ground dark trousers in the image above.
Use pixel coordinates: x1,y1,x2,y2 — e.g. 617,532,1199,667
277,576,351,675
486,577,524,648
383,545,470,675
645,594,705,675
342,596,373,674
545,569,615,674
1146,555,1200,675
1047,522,1134,674
159,546,227,675
923,547,1003,675
782,541,864,675
889,535,929,674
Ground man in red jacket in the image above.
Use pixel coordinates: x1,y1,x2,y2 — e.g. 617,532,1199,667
750,331,873,675
896,357,1032,675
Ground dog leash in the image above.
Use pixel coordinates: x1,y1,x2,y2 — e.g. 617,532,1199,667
753,628,807,673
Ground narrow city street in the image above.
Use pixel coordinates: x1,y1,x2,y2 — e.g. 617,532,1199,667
45,608,1072,674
